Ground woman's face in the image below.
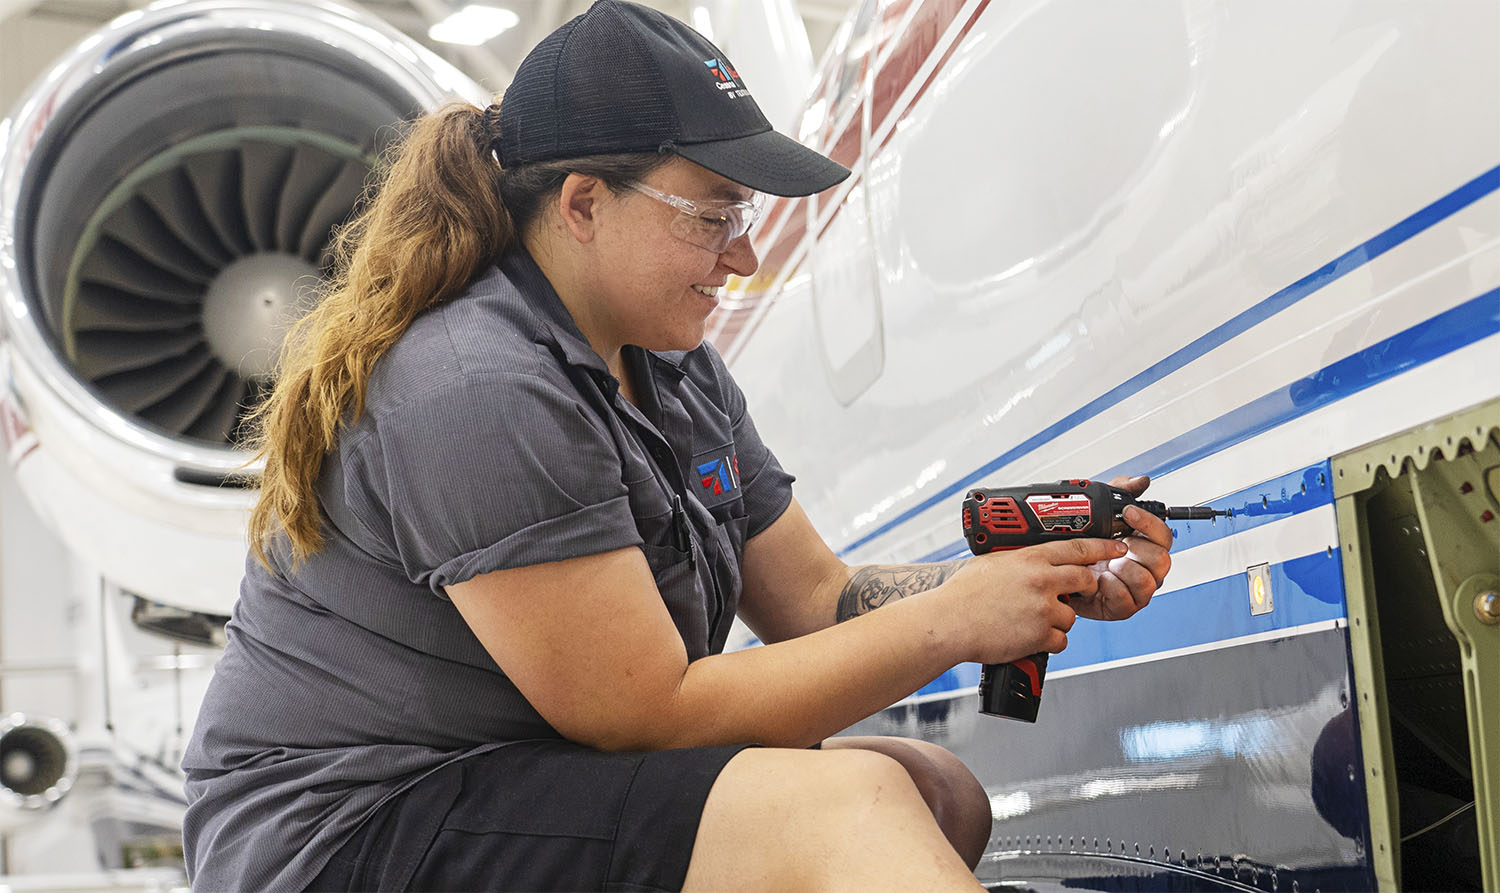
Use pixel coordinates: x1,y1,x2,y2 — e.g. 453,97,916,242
588,158,760,354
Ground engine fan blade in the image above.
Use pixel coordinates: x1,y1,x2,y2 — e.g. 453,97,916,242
183,149,255,256
184,374,249,443
97,196,217,285
95,344,215,413
77,237,205,304
71,327,202,379
276,145,347,256
298,159,370,264
71,282,199,333
137,167,236,268
138,362,236,435
239,142,295,254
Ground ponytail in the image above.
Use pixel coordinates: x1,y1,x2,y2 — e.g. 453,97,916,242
246,101,673,569
246,102,509,567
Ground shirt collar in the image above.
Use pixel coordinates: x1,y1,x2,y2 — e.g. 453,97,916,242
499,247,691,387
500,247,611,378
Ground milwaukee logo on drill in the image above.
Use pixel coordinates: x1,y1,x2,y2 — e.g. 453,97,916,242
1026,494,1092,532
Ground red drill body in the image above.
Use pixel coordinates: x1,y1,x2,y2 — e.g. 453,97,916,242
960,479,1224,721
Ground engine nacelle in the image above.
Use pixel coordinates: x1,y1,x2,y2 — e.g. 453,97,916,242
0,713,76,824
0,1,487,614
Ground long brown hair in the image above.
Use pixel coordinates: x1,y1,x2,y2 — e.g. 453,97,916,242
245,101,668,568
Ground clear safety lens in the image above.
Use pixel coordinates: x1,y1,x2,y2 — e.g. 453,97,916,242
628,182,762,253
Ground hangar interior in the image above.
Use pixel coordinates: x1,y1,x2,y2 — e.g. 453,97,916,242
0,0,1495,891
0,0,852,884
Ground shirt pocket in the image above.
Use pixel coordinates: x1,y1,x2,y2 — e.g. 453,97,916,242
637,539,714,661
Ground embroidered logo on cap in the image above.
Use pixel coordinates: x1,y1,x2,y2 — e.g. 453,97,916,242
704,58,751,99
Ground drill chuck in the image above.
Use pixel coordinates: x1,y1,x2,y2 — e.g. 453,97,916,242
1163,505,1226,520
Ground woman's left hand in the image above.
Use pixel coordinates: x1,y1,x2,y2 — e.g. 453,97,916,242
1067,474,1174,621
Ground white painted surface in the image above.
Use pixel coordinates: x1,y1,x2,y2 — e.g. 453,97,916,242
725,0,1500,584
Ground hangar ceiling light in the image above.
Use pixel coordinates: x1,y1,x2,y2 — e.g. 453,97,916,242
428,4,519,45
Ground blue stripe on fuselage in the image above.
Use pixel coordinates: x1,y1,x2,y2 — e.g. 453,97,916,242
915,548,1346,696
911,285,1499,563
916,459,1337,563
1049,547,1346,672
838,164,1500,558
1095,287,1500,484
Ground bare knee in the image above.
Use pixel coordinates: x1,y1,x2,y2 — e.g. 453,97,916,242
685,748,981,892
825,737,992,869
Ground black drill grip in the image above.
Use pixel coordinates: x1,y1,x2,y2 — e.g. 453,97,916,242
979,653,1048,721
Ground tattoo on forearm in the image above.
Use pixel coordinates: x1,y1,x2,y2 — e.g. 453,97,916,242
835,561,965,623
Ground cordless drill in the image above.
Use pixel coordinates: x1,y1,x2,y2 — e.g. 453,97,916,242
960,479,1226,721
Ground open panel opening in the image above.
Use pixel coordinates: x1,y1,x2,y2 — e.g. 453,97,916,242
1335,399,1498,891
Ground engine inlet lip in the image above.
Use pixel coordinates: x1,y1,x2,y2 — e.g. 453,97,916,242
0,713,76,811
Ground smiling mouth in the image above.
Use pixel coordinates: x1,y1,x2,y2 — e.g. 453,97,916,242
691,285,720,298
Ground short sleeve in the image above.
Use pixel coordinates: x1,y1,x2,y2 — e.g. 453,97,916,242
344,372,642,596
696,345,796,539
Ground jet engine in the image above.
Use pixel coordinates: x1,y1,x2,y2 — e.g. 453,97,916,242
0,1,487,615
0,714,76,823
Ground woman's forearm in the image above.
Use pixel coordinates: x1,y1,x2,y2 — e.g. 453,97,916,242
656,588,973,749
834,560,968,622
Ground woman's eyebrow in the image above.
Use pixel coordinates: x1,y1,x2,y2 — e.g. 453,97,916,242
708,185,754,202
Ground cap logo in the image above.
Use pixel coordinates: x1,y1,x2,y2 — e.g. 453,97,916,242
704,58,751,99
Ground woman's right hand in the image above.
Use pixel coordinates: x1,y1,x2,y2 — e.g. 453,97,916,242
944,538,1127,665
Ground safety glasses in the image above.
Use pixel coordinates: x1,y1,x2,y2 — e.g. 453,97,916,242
626,182,763,253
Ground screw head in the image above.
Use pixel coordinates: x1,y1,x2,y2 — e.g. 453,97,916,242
1477,591,1500,625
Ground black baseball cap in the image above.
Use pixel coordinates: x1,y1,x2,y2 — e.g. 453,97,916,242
497,0,850,197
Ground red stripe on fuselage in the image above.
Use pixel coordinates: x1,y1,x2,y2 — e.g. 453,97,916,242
713,0,990,358
871,0,967,141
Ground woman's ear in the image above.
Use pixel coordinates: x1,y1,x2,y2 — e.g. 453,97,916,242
556,173,602,244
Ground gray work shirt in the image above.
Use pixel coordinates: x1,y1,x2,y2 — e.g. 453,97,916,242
181,248,795,891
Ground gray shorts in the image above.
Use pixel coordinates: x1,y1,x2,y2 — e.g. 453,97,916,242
308,738,752,892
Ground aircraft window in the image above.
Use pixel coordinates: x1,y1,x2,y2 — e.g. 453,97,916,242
810,180,884,405
830,0,880,131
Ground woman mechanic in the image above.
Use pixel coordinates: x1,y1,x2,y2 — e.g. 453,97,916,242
182,2,1173,890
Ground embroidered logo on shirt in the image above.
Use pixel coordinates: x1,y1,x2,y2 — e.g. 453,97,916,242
691,447,741,508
